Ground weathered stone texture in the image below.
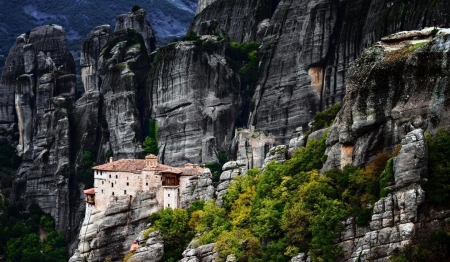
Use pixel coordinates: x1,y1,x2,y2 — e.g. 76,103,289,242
77,191,160,262
181,168,215,208
216,160,247,207
323,30,450,170
328,129,428,261
128,230,164,262
115,9,157,55
247,0,450,146
231,127,275,169
190,0,277,43
181,243,217,262
262,145,287,169
148,40,241,166
4,25,81,242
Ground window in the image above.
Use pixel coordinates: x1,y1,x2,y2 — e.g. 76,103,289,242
168,204,170,207
109,174,111,178
112,192,114,195
146,183,148,186
101,190,103,193
168,194,170,197
126,182,129,186
124,190,127,194
102,181,104,185
116,175,118,179
111,183,113,187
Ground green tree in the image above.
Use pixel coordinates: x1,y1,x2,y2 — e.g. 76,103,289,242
143,119,159,155
149,208,193,261
425,129,450,205
313,104,342,130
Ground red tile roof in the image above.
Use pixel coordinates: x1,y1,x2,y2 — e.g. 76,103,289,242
84,188,95,195
93,159,146,172
92,158,204,176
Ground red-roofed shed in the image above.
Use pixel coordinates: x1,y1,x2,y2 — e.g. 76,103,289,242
84,188,95,204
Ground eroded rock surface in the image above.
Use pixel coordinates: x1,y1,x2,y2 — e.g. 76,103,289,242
323,31,450,170
248,0,450,146
190,0,277,42
148,40,241,166
127,230,164,262
231,127,275,169
262,145,287,169
5,25,81,241
181,168,215,208
181,243,217,262
333,129,428,261
216,161,247,207
77,191,160,261
116,9,157,56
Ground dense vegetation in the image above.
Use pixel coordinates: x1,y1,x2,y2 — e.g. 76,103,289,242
389,230,450,262
0,203,67,262
75,150,97,188
205,151,229,183
224,41,260,126
0,144,22,196
145,130,401,261
425,129,450,206
312,104,342,130
143,119,159,155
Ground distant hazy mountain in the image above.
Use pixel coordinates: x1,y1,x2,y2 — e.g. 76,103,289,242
0,0,197,68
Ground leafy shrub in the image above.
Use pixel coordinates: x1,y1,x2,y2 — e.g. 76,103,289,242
389,230,450,262
101,29,145,59
143,119,158,155
380,158,395,197
313,103,342,130
148,208,193,261
425,129,450,206
225,41,260,87
4,208,67,262
131,5,141,12
76,151,96,188
123,252,134,262
183,31,200,41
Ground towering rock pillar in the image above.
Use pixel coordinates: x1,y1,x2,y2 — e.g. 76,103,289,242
6,25,77,236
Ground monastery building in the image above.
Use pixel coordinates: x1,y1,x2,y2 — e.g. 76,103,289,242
83,154,204,211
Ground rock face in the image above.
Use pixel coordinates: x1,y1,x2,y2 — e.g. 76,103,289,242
262,145,287,169
115,9,157,56
190,0,277,43
75,9,157,166
323,30,450,170
216,161,247,207
76,191,160,261
245,0,450,146
196,0,219,15
231,127,275,169
333,129,428,261
127,230,164,262
181,243,217,262
181,168,215,208
148,39,241,166
4,25,80,240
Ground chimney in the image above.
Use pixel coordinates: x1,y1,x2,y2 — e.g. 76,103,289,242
109,157,113,163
